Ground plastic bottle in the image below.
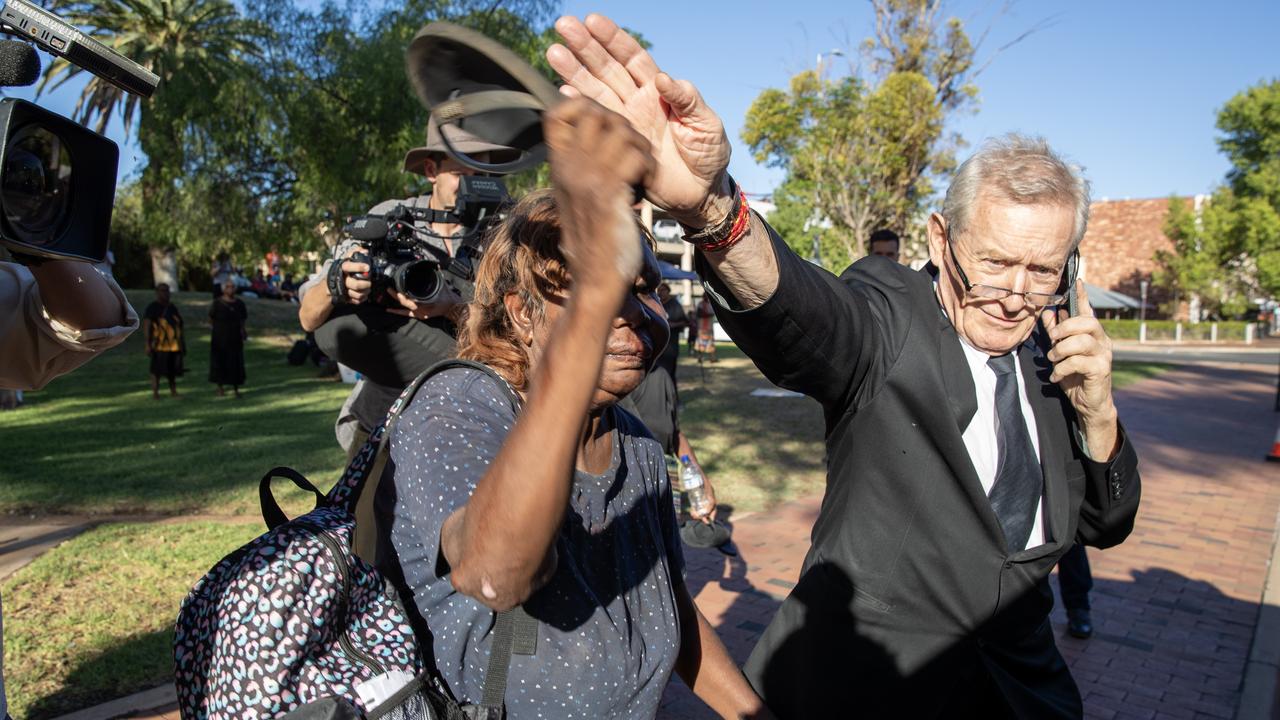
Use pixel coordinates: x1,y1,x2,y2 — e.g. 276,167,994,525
679,454,713,517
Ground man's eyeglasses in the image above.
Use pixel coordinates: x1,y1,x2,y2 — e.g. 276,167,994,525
944,228,1070,309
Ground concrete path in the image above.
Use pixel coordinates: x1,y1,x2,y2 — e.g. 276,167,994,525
43,363,1280,720
659,363,1280,720
0,517,96,581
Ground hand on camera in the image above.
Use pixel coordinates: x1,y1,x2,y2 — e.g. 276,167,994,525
327,245,373,304
545,97,654,299
387,285,466,324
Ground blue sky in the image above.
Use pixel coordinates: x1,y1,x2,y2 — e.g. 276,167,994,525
11,0,1278,203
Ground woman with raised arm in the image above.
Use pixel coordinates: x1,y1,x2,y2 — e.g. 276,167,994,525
374,98,770,719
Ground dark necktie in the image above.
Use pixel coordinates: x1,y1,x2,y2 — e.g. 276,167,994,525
986,352,1042,552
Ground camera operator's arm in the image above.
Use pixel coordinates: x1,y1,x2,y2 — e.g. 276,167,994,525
297,249,372,332
0,260,138,390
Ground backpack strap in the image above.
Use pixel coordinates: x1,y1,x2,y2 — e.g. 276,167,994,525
352,358,536,713
260,466,328,530
477,606,539,714
337,359,521,514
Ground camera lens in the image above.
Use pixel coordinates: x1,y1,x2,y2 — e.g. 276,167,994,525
2,124,72,246
394,260,442,303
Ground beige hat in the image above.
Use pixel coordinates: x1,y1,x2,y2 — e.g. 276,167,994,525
402,120,521,176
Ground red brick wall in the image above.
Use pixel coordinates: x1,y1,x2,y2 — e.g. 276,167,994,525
1078,197,1182,314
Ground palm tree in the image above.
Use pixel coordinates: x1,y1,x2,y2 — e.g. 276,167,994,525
39,0,263,286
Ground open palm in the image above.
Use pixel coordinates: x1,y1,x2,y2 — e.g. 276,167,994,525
546,14,731,218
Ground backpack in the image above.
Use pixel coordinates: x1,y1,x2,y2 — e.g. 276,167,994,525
287,339,311,366
174,360,535,719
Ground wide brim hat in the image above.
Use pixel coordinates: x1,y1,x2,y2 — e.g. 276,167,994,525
402,120,522,176
405,22,563,174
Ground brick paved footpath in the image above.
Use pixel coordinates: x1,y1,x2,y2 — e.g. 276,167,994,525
119,363,1280,720
659,363,1280,720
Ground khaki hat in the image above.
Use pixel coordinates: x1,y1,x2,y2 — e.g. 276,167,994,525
402,120,521,176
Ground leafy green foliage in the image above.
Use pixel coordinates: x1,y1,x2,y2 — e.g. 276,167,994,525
743,0,974,270
51,0,560,282
1157,79,1280,318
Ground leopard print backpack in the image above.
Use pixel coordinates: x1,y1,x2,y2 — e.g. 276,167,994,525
173,360,534,719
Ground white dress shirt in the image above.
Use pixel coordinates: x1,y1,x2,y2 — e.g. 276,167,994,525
957,338,1047,550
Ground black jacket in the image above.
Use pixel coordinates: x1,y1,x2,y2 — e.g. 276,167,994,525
700,222,1140,718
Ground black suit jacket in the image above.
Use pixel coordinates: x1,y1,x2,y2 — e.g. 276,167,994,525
699,222,1140,718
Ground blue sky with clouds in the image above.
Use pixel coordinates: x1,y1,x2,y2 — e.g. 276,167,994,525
11,0,1277,203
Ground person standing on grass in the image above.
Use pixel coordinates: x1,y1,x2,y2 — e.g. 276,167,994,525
144,283,184,399
208,279,248,398
694,293,717,361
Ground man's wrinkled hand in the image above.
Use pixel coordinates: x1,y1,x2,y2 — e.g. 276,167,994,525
1042,281,1120,459
546,14,731,226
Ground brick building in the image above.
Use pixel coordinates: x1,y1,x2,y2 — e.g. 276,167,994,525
1077,196,1202,319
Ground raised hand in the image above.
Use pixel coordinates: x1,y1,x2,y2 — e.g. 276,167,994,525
1042,281,1120,460
546,14,732,226
544,97,654,300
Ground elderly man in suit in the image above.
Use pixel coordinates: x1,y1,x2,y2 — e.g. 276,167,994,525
548,14,1139,718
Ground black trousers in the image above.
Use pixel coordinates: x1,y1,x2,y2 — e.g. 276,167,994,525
1056,544,1093,612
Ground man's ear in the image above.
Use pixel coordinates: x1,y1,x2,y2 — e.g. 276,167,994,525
926,212,948,268
503,292,535,345
422,156,440,184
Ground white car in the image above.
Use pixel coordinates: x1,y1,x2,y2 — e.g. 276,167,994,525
652,218,681,242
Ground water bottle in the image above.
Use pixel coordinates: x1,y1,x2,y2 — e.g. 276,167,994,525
679,455,713,517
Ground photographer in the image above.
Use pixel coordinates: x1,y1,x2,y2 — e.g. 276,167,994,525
297,122,518,451
0,251,138,720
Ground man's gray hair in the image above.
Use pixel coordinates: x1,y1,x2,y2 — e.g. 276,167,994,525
942,133,1091,248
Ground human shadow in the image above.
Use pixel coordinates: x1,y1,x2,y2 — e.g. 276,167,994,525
20,628,173,720
667,561,1266,719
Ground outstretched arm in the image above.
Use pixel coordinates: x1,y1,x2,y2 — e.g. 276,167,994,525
438,98,657,611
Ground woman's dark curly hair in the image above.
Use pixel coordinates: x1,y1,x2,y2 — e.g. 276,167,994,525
457,189,655,392
456,190,571,392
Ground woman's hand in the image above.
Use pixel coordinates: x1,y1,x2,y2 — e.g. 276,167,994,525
545,97,654,304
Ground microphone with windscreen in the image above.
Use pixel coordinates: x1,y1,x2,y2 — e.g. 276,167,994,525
406,22,563,175
0,38,38,86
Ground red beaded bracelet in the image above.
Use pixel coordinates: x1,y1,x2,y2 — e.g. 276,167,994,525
698,189,751,253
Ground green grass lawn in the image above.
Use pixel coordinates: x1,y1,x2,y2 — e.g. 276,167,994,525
2,521,262,719
0,290,352,516
0,298,1172,718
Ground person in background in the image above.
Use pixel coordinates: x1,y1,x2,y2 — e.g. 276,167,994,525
1057,544,1095,638
868,228,901,263
144,283,184,399
694,293,717,362
0,250,138,720
211,253,235,298
656,282,688,383
208,279,248,398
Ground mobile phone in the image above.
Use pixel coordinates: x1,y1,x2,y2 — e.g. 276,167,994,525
1064,252,1080,318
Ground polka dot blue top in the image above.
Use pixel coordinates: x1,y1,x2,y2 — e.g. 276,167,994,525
374,366,686,718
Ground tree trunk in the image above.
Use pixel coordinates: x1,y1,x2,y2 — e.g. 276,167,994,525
150,246,179,289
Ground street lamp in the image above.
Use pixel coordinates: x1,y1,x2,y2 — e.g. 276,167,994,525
816,49,845,79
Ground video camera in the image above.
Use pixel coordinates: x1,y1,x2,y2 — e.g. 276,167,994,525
0,0,158,263
342,174,510,304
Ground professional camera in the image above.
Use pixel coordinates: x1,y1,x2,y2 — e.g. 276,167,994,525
342,174,510,304
0,0,158,263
